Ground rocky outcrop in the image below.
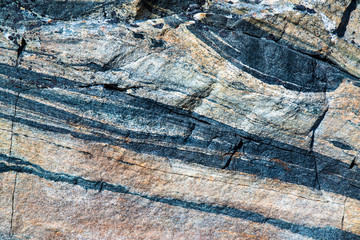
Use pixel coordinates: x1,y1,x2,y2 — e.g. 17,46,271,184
1,0,360,239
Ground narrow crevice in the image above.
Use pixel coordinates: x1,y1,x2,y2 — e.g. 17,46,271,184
310,129,316,152
309,106,328,191
7,92,20,237
241,134,310,156
276,17,288,42
8,92,20,156
8,38,25,235
349,157,356,169
221,156,232,170
334,0,358,37
8,88,20,238
350,180,360,188
98,182,104,192
79,83,142,92
312,150,321,190
183,123,196,144
9,173,17,236
103,84,141,92
341,197,348,230
309,106,329,147
300,49,338,68
16,38,26,64
222,138,243,169
311,124,321,190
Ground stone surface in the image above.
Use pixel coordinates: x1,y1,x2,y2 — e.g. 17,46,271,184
0,0,360,239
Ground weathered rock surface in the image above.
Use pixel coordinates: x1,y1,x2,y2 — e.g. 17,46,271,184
0,0,360,239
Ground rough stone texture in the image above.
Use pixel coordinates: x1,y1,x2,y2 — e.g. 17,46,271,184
0,0,360,239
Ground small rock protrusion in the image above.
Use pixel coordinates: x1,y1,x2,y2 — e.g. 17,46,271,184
193,13,207,21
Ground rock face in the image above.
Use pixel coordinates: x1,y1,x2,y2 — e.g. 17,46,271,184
1,0,360,239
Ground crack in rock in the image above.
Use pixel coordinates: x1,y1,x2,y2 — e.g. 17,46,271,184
334,0,358,37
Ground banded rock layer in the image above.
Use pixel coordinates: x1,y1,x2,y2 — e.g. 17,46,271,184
1,0,360,239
